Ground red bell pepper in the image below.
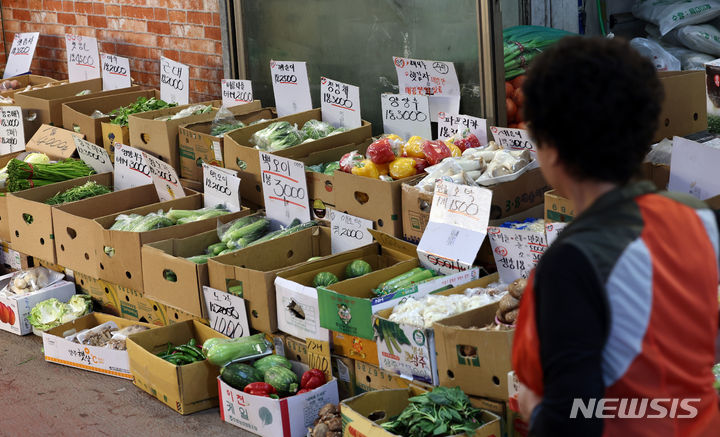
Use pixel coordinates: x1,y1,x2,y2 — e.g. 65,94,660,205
296,388,312,395
244,382,278,398
366,138,397,164
339,151,364,173
300,369,326,390
453,133,481,152
412,157,429,173
421,140,452,165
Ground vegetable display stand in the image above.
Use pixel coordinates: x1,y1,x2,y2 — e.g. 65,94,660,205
43,313,154,378
126,320,228,414
0,275,75,335
140,211,254,317
178,107,277,181
218,360,339,437
208,225,332,334
223,108,372,206
7,173,113,264
62,89,160,146
0,151,26,241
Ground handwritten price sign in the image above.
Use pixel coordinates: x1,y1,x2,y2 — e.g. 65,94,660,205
203,286,250,339
328,209,373,253
320,77,361,129
438,113,488,145
221,79,253,108
203,163,241,212
259,152,311,228
4,32,39,78
487,226,548,283
306,338,332,382
490,126,537,155
26,124,82,159
0,106,25,154
381,93,431,141
113,143,152,190
65,34,100,83
73,137,113,174
100,53,131,90
270,60,312,117
160,56,189,105
393,56,461,121
142,151,185,201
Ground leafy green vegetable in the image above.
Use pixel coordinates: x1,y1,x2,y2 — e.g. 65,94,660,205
7,159,96,192
300,119,335,141
211,121,245,137
45,181,111,205
250,121,303,152
109,97,177,126
713,363,720,392
26,295,92,331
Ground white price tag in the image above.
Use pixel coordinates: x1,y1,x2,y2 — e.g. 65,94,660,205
259,152,311,228
490,126,537,155
458,114,488,145
381,93,431,141
113,144,152,190
142,151,185,201
73,137,113,174
221,79,253,108
417,180,492,275
203,163,241,212
393,56,461,122
160,56,189,105
328,209,373,253
65,34,100,83
488,227,548,284
100,53,131,90
4,32,39,79
668,136,720,199
203,286,250,338
545,221,568,247
270,60,312,117
320,76,361,129
0,106,25,154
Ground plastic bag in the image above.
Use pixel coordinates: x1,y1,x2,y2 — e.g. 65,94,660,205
300,120,335,141
4,267,64,295
250,121,303,151
630,37,681,71
210,106,245,137
662,43,716,69
633,0,720,35
674,23,720,55
645,22,684,46
155,104,212,121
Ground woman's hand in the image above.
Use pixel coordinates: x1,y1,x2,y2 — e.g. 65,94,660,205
518,382,542,422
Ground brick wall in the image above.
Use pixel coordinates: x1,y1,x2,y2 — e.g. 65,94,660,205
1,0,224,102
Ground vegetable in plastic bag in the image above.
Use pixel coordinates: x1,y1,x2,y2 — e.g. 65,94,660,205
5,267,64,295
300,120,335,141
250,121,303,151
210,105,245,137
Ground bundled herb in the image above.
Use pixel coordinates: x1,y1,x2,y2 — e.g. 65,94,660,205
503,25,572,79
381,386,485,437
109,97,177,126
45,181,111,205
7,159,95,192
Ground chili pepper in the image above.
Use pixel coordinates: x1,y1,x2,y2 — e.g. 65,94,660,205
389,158,418,180
351,159,380,179
403,136,426,158
339,151,364,173
366,138,397,164
445,142,462,157
453,133,481,151
244,382,278,397
301,369,326,390
412,158,429,173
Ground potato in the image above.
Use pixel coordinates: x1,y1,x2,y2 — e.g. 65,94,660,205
508,278,527,299
498,294,519,313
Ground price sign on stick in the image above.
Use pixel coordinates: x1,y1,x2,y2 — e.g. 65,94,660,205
203,286,250,339
490,126,537,155
203,163,241,212
100,53,131,90
73,137,113,174
328,209,373,253
393,56,461,122
320,77,361,129
113,144,152,190
160,57,189,105
381,93,431,141
259,152,310,228
270,60,312,117
221,79,253,108
65,34,100,82
4,32,39,78
488,227,548,283
0,106,25,154
142,152,185,201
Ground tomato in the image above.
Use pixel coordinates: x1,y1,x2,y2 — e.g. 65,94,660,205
8,307,14,325
0,303,7,324
511,75,526,90
513,87,525,107
506,98,517,123
505,81,514,98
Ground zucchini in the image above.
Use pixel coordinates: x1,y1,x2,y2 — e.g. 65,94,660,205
187,255,211,264
204,333,271,367
220,215,262,240
375,267,424,293
207,242,227,256
221,218,269,243
383,269,434,294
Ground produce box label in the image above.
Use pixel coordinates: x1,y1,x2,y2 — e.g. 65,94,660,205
203,286,249,339
487,226,548,283
113,143,152,190
203,163,241,212
438,113,488,145
668,136,720,199
160,56,189,105
100,53,131,91
381,93,432,141
490,126,537,155
393,56,460,122
0,106,25,154
221,79,253,108
328,209,373,254
374,318,436,384
26,124,83,160
142,151,185,201
4,32,39,79
259,152,311,228
320,77,361,129
74,136,113,174
42,333,133,379
270,60,312,117
65,34,100,83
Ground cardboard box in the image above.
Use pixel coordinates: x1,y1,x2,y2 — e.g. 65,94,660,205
178,107,277,181
208,225,332,334
115,284,203,326
128,100,261,170
332,354,358,400
8,173,113,263
0,276,76,335
0,151,25,241
140,211,254,317
62,89,160,146
218,361,339,437
274,231,416,341
223,108,372,206
402,167,550,243
42,312,153,379
656,71,706,142
101,121,128,159
333,330,379,366
0,74,58,99
434,274,515,400
0,241,32,273
543,190,575,223
341,386,502,437
300,142,359,220
283,334,309,364
127,320,228,414
472,397,509,437
75,271,120,315
13,78,141,127
354,360,412,392
640,161,671,191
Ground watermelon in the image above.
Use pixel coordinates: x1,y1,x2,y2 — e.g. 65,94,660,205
253,354,292,376
264,365,299,395
220,362,263,390
345,260,372,278
313,271,339,287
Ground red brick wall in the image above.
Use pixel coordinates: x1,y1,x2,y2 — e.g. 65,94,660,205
1,0,224,102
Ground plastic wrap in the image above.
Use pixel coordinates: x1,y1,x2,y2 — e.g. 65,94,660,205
210,106,245,137
4,267,64,295
630,37,681,71
633,0,720,35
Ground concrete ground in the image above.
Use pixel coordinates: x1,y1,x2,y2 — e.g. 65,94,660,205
0,333,257,437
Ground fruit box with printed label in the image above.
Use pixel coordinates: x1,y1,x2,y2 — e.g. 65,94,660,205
354,360,411,392
341,385,502,437
208,225,332,334
434,273,515,400
115,282,205,327
0,151,26,241
42,312,154,379
543,189,575,223
218,360,339,437
333,330,379,366
0,275,76,335
0,241,32,273
8,173,114,263
141,211,254,317
223,108,372,207
62,89,160,146
274,230,416,341
75,272,120,315
128,100,261,171
282,334,309,364
372,270,494,386
178,107,277,181
126,320,228,415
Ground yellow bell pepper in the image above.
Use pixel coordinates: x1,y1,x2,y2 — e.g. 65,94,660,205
445,141,462,157
385,134,404,143
389,158,418,180
376,162,390,176
403,136,426,158
351,159,380,179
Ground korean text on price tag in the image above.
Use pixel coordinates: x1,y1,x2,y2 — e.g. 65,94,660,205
73,137,113,174
65,34,100,83
26,124,82,159
203,163,241,211
160,56,189,105
487,226,548,283
270,60,312,117
203,286,250,338
545,221,568,247
381,93,431,141
439,114,487,143
100,53,131,90
320,77,361,129
0,106,25,154
113,144,152,190
490,126,537,155
221,79,253,108
259,152,311,228
393,56,460,122
328,209,373,253
142,152,185,201
306,338,332,382
4,32,39,79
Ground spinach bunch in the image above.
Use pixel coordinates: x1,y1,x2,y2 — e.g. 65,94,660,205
109,97,177,126
381,387,485,436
